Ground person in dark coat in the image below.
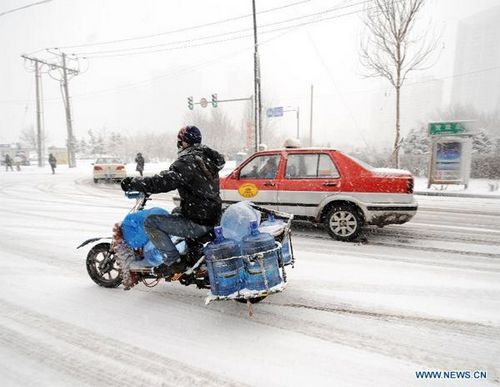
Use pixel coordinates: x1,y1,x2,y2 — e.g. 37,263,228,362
121,126,225,274
48,153,57,174
4,154,14,171
135,152,145,176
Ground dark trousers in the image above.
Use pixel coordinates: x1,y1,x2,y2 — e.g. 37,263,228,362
144,214,211,265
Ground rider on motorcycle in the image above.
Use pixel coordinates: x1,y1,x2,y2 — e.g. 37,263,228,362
120,125,225,275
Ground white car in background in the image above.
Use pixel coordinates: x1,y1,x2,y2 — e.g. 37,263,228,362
93,157,127,183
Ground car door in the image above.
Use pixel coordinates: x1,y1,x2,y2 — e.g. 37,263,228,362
277,152,341,217
220,153,281,210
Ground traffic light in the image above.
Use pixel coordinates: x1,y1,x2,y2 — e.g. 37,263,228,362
211,93,218,108
187,96,194,110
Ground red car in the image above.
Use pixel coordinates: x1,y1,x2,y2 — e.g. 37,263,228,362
220,148,417,241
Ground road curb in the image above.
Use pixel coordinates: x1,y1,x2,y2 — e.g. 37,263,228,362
414,191,500,199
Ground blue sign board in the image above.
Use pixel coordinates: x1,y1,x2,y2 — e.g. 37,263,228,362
266,106,284,118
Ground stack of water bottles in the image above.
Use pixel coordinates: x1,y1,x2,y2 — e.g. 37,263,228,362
203,202,293,300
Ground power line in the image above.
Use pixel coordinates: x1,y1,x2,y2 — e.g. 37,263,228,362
52,0,311,50
83,1,372,59
0,0,52,17
75,0,370,57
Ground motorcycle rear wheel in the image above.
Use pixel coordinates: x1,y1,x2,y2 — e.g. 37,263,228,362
86,243,122,288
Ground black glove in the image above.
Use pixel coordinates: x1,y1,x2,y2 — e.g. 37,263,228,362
120,177,134,192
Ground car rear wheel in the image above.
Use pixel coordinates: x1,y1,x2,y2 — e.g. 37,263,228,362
325,205,362,241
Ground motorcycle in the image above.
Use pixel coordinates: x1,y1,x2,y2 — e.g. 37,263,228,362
78,191,295,305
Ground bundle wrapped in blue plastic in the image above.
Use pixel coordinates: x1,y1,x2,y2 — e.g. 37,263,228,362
121,207,169,248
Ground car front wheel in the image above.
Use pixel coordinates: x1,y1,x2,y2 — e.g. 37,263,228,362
325,205,362,241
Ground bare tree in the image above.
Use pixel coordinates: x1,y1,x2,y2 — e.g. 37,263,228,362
19,125,48,153
360,0,437,167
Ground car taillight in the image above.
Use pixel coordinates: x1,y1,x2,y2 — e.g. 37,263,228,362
116,166,125,171
94,166,103,171
407,177,414,193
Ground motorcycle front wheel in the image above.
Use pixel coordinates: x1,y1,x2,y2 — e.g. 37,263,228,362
86,242,122,288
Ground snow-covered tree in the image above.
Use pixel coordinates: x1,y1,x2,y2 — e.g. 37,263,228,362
88,129,105,155
401,126,430,155
472,128,494,154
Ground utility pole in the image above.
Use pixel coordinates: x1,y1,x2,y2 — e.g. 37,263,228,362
34,62,43,167
61,53,76,168
22,53,79,168
309,84,314,146
21,56,44,167
252,0,262,150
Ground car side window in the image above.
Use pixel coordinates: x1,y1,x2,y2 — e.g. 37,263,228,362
285,154,316,178
239,155,280,179
285,154,339,179
318,154,340,178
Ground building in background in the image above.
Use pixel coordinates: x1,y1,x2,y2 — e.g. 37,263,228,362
0,143,32,166
451,5,500,113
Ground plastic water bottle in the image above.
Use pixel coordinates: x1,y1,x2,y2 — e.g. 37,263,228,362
143,240,164,266
142,238,186,266
204,226,244,296
241,221,282,291
259,213,292,266
220,202,261,242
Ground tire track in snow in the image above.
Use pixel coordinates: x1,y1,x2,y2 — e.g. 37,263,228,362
293,224,500,250
293,237,500,273
0,299,244,387
147,289,500,382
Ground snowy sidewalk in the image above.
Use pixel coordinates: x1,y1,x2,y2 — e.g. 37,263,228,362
414,177,500,199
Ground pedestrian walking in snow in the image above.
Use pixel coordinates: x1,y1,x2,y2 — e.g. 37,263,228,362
48,153,57,174
135,152,145,176
4,154,14,171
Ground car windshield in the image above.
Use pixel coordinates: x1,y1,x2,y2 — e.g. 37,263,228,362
96,158,122,164
345,154,374,171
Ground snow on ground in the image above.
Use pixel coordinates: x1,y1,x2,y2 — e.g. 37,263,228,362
414,176,500,196
0,162,499,386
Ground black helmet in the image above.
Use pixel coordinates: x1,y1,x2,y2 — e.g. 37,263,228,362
177,125,202,145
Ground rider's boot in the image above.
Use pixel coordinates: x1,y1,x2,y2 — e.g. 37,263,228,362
154,258,188,277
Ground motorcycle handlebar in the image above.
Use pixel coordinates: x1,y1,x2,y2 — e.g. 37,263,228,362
124,191,150,200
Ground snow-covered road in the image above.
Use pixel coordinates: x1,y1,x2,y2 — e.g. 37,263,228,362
1,165,499,386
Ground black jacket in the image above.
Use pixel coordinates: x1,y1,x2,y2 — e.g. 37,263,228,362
48,154,57,166
131,144,225,226
135,155,145,171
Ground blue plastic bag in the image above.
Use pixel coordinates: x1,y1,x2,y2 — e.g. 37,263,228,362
121,207,169,248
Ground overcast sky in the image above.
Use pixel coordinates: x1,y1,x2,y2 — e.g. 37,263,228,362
1,0,499,151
